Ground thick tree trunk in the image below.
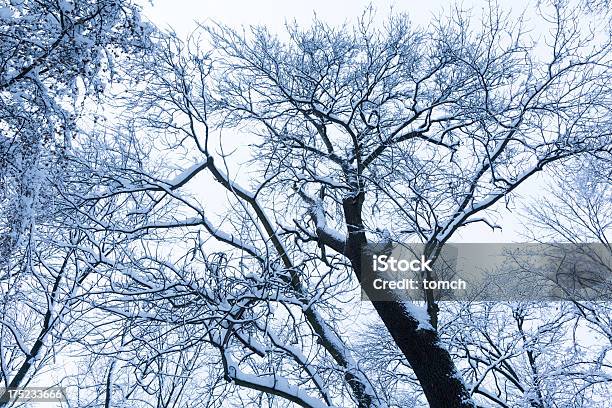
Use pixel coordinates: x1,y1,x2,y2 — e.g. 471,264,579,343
342,193,475,408
369,300,475,408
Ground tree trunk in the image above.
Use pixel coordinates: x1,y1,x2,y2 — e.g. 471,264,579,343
342,193,475,408
370,300,475,408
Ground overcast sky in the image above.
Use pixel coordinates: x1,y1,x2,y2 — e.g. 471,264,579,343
139,0,505,35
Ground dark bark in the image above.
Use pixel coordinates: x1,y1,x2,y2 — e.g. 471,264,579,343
342,193,476,408
369,301,475,408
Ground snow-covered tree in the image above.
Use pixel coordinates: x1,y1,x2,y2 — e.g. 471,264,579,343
74,1,612,407
2,1,612,407
0,0,152,402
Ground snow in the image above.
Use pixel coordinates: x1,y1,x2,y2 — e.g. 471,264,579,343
58,0,74,12
312,199,346,244
0,318,29,355
224,351,336,408
0,7,13,18
166,161,208,188
308,311,383,406
402,302,434,331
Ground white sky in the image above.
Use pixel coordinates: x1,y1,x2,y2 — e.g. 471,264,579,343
141,0,453,33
